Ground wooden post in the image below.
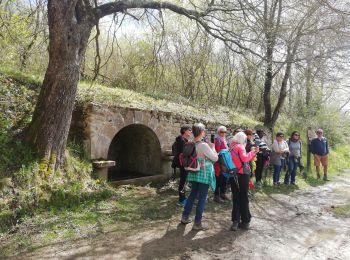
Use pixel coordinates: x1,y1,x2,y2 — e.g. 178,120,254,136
306,127,314,173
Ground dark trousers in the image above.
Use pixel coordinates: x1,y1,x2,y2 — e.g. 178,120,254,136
255,154,264,182
231,174,251,223
182,182,209,224
214,174,227,196
178,167,187,202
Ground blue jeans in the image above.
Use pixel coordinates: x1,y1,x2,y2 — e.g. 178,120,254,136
273,159,285,184
182,182,209,224
285,157,299,184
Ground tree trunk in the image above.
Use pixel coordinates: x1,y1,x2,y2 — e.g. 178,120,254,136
305,60,312,107
26,0,93,170
263,46,274,127
270,61,290,126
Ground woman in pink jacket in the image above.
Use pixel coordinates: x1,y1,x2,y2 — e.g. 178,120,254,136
229,131,258,231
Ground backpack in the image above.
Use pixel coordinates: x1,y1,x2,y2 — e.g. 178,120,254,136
218,149,237,178
171,136,184,168
171,141,178,156
179,142,200,171
230,144,250,175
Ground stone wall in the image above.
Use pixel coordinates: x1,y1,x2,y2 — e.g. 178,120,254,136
83,103,200,160
70,102,268,181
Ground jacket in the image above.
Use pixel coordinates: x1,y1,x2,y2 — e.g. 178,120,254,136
310,137,329,156
214,136,228,176
270,140,289,166
229,142,256,174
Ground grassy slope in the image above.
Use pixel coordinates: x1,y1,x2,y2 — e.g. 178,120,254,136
77,82,260,127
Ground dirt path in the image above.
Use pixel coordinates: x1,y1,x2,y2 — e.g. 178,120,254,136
15,173,350,260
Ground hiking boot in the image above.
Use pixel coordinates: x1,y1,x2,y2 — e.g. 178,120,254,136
177,198,187,207
192,223,209,231
256,181,262,188
230,221,239,231
180,217,192,225
323,175,330,181
238,222,250,230
317,174,321,180
220,193,230,201
213,195,224,204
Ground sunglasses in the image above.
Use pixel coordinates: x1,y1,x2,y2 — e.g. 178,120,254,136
220,131,227,133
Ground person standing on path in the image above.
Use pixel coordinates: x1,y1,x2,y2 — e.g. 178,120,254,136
180,123,218,231
214,126,229,203
270,132,290,186
171,125,192,206
254,129,270,188
310,129,329,181
284,131,302,185
229,132,258,231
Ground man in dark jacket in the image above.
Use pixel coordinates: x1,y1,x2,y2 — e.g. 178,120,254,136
172,125,192,206
310,129,329,181
254,129,270,188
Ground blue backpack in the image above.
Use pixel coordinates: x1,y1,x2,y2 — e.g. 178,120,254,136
218,149,237,178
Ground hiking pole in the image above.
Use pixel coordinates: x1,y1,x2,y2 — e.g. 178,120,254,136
231,171,240,192
171,168,176,181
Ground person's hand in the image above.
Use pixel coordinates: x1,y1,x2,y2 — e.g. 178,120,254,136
209,142,215,149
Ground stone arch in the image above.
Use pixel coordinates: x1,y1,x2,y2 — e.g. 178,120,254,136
107,124,162,181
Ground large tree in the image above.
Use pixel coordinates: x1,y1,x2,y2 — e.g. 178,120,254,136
26,0,210,170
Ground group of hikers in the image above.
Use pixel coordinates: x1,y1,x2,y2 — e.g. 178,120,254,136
171,124,330,231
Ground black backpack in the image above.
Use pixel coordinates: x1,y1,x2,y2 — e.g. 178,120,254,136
171,136,184,168
179,142,200,171
171,141,178,156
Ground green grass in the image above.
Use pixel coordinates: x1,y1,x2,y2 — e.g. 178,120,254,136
328,145,350,174
331,203,350,218
0,67,260,128
0,183,230,257
252,172,327,196
0,66,42,87
77,81,260,127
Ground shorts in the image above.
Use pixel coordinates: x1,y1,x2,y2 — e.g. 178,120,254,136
314,154,328,167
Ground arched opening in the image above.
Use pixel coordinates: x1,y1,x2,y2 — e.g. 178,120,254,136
107,124,162,181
